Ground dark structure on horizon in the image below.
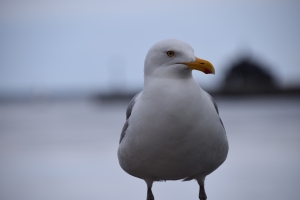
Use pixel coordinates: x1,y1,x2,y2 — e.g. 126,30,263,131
219,56,278,95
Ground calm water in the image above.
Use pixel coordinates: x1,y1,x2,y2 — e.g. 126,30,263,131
0,97,299,200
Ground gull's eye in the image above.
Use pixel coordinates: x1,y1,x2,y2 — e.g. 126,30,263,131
166,51,175,57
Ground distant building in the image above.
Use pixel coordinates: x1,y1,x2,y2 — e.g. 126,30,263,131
220,56,278,95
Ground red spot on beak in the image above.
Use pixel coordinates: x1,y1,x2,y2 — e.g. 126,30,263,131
203,69,212,74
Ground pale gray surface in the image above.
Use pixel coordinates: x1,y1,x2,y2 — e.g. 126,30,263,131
0,97,300,200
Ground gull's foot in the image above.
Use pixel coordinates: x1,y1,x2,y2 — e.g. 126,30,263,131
199,185,207,200
199,193,207,200
147,187,154,200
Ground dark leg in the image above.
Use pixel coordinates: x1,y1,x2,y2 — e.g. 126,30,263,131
199,185,207,200
147,187,154,200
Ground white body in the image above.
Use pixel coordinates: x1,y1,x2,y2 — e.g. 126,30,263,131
118,77,228,183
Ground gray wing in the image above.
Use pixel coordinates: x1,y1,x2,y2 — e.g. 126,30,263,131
119,92,141,144
206,92,226,133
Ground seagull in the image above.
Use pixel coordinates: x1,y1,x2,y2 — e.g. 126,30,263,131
118,39,228,200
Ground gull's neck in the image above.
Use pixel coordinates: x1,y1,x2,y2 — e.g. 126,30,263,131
144,68,193,82
143,72,201,96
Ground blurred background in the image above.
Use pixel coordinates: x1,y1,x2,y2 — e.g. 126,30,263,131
0,0,299,199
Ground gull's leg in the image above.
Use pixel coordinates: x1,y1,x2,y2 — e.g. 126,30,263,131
145,179,154,200
147,187,154,200
196,177,207,200
199,185,207,200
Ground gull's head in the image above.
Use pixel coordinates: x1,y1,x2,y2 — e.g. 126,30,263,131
144,39,215,78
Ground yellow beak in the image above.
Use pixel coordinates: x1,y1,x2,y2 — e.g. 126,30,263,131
182,57,215,74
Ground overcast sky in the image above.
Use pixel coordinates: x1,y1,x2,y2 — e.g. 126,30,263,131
0,0,299,95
